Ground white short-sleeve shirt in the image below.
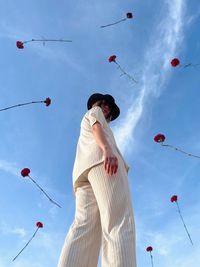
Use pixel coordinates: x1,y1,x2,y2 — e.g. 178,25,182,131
72,106,129,191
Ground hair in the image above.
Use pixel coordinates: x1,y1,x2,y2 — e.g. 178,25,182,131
91,100,102,108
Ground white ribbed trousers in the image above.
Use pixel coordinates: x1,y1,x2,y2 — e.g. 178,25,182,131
57,159,137,267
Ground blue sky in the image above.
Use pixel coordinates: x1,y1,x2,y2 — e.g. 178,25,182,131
0,0,200,266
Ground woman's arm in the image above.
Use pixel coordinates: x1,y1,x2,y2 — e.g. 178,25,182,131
92,121,111,152
92,121,118,176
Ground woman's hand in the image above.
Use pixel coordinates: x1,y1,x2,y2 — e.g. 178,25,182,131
103,147,118,176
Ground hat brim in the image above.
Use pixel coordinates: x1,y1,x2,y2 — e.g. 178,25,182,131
87,93,120,121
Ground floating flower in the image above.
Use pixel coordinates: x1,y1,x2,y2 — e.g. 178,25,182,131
126,12,133,19
108,54,138,83
16,41,24,49
154,133,165,143
171,58,180,67
12,221,44,261
36,221,43,228
146,246,154,267
20,168,61,208
16,38,72,49
21,168,30,177
0,97,51,112
154,133,200,159
170,57,199,68
108,55,117,63
100,12,134,28
146,246,153,252
44,97,51,107
170,195,193,245
171,195,178,202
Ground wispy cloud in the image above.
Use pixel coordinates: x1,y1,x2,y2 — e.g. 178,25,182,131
184,5,200,26
113,0,186,155
11,258,43,267
136,199,200,266
11,228,26,238
0,221,26,238
0,222,62,267
142,229,200,267
0,259,43,267
0,160,19,177
0,19,29,41
0,159,65,210
0,20,83,73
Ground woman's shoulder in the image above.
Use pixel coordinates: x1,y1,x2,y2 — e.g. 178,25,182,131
81,106,105,128
84,106,104,120
85,106,102,115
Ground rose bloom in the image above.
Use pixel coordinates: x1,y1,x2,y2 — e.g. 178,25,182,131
16,41,24,49
21,168,30,177
36,222,44,228
108,55,117,63
146,246,153,252
171,58,180,67
44,97,51,107
171,195,178,202
126,12,133,19
154,134,166,143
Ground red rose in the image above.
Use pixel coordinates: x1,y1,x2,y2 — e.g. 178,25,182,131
44,97,51,107
146,246,153,252
21,168,30,177
108,55,117,63
36,222,44,228
171,195,178,202
126,12,133,19
154,134,166,143
16,41,24,49
171,58,180,67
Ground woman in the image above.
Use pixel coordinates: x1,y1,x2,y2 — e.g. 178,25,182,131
57,93,137,267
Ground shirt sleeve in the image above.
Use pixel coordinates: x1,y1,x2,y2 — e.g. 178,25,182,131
87,106,105,127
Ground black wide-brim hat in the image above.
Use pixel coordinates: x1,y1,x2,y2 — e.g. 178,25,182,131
87,93,120,121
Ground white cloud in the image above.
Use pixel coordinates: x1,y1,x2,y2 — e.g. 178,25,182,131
0,159,66,206
143,230,200,267
11,228,26,238
12,258,43,267
0,221,26,238
0,160,19,177
136,199,200,267
113,0,186,155
0,20,84,73
0,19,29,41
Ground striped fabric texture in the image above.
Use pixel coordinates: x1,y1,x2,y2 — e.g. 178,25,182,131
57,158,137,267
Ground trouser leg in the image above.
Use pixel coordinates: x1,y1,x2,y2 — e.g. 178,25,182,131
57,184,102,267
88,159,137,267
